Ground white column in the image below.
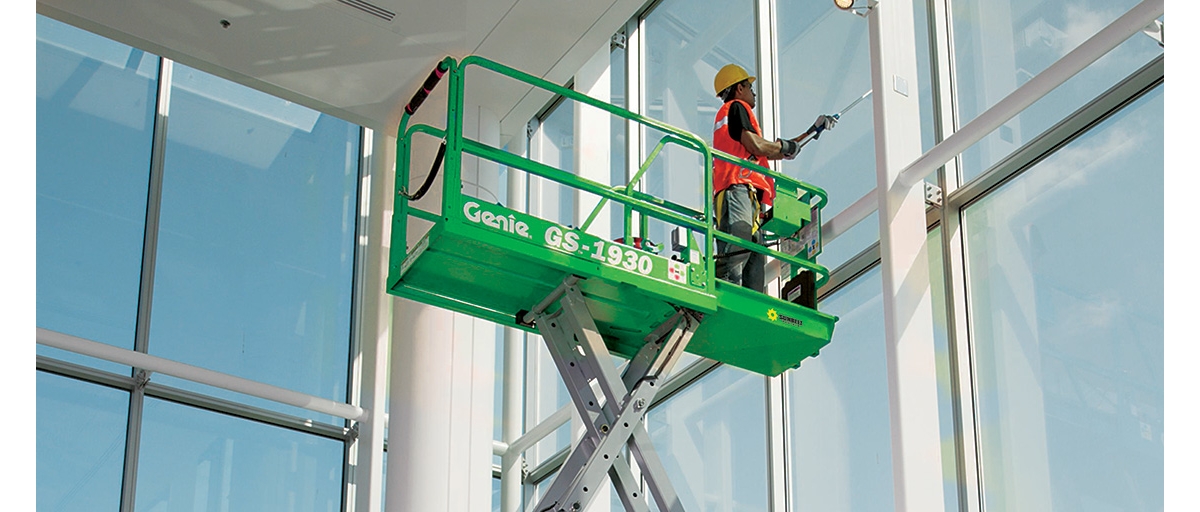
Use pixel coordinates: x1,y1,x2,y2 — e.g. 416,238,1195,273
385,106,501,512
867,1,945,511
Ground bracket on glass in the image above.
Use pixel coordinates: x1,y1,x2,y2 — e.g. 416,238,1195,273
1142,19,1164,47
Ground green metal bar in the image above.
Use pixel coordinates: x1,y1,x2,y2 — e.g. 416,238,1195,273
391,129,410,275
462,139,706,232
580,134,681,232
579,186,619,232
442,59,465,227
397,124,449,225
627,190,702,219
459,56,716,268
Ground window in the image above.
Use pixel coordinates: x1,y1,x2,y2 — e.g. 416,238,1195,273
134,397,344,511
532,98,577,227
147,63,360,422
36,372,129,512
963,86,1163,510
648,366,769,511
36,13,364,512
36,16,158,373
787,267,895,511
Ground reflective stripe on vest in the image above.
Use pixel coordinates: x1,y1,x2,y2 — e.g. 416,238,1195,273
712,99,775,206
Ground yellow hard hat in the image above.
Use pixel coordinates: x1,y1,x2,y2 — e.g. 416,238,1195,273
713,64,755,97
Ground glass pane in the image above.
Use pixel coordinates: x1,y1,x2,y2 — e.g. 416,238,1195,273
820,211,877,273
134,397,344,511
963,86,1163,511
790,230,957,511
913,0,937,154
648,366,768,511
534,100,576,227
36,15,158,372
642,0,756,257
776,1,875,273
788,267,894,511
952,0,1163,181
493,477,501,512
37,372,129,512
776,1,937,271
148,63,359,421
529,337,572,466
927,227,961,512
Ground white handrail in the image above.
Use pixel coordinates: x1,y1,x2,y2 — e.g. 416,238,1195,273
37,328,367,421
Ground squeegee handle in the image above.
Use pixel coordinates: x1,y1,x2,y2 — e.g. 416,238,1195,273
404,61,450,116
807,120,829,140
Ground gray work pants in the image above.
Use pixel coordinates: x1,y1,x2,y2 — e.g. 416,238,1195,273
714,184,765,292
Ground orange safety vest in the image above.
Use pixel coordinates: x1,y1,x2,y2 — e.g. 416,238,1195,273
712,99,775,207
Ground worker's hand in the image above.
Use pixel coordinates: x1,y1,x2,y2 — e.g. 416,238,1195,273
810,114,837,139
778,138,800,160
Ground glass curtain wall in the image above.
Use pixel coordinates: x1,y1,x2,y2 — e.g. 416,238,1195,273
35,14,362,512
962,86,1164,511
149,61,359,424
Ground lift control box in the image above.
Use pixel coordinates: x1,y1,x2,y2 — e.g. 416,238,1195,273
761,181,810,237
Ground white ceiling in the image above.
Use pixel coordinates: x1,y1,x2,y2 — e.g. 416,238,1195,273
36,0,645,145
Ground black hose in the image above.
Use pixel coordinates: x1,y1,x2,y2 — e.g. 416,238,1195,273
401,140,447,201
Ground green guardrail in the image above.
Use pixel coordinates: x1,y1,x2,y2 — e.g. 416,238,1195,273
392,55,831,292
386,56,838,376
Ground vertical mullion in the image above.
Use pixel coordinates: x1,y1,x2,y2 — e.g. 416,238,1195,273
928,0,984,510
628,16,644,240
755,1,789,511
120,56,173,512
754,0,779,142
766,374,788,512
342,127,364,512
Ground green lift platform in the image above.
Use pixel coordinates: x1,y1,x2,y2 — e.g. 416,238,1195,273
387,56,838,512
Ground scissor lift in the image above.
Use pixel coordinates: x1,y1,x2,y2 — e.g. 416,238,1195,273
388,56,838,512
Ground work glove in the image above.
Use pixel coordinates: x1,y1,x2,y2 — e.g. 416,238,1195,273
810,114,837,139
778,138,800,160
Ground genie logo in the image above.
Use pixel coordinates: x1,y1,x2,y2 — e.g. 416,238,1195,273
463,201,531,239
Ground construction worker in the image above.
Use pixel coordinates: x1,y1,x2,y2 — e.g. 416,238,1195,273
711,63,836,292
